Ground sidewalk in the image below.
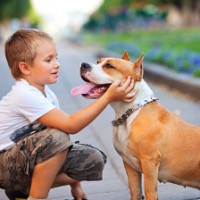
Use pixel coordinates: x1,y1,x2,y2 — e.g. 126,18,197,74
0,41,200,200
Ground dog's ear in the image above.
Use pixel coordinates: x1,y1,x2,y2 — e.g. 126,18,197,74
133,53,144,81
122,51,130,61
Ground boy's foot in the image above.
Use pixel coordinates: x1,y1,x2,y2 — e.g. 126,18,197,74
5,190,28,200
70,182,87,200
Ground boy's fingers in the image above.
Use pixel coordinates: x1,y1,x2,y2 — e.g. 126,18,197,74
122,77,132,88
111,80,122,88
125,79,134,93
123,89,138,102
130,89,138,96
118,77,133,91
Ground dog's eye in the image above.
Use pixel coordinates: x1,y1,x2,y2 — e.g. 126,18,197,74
105,63,114,68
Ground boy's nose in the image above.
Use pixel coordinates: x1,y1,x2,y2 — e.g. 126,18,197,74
55,61,60,68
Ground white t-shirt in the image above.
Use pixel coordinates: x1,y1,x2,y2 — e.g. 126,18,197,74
0,79,59,151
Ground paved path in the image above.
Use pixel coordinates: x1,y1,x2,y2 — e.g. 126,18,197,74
0,41,200,200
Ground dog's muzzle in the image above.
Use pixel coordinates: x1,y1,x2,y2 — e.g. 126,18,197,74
70,62,111,99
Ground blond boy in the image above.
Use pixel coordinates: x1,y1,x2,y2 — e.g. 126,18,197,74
0,29,135,200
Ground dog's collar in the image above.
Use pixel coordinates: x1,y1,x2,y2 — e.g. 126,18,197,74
111,97,158,127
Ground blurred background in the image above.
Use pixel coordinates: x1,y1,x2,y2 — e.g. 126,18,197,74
0,0,200,79
1,1,200,199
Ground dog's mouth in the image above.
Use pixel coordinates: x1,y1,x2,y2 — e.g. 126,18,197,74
70,81,111,99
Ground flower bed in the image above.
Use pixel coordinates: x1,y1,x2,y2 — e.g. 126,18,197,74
107,42,200,78
83,28,200,78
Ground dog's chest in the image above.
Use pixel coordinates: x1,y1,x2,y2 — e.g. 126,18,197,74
112,118,141,171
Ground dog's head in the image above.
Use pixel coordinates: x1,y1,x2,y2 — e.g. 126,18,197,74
71,52,144,99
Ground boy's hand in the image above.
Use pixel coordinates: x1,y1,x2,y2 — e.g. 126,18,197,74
105,76,137,102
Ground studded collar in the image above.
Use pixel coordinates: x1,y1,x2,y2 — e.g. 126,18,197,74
111,97,158,127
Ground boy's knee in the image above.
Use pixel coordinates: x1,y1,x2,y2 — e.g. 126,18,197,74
89,147,107,171
77,144,107,180
76,143,107,171
61,143,107,181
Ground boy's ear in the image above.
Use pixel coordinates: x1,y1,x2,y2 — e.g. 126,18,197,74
18,62,31,75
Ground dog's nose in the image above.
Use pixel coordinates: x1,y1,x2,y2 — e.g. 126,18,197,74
81,62,91,70
80,62,91,82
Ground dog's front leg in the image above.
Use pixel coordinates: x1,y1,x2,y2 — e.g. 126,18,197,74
141,154,161,200
123,160,143,200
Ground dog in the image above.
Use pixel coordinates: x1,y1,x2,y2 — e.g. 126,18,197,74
71,52,200,200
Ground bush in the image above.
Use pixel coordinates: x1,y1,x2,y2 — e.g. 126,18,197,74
194,69,200,78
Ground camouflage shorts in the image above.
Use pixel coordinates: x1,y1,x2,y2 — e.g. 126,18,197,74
0,128,107,194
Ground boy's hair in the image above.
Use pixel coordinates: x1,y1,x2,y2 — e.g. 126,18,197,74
5,29,54,80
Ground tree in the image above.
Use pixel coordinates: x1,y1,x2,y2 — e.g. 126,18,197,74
98,0,133,14
0,0,32,21
84,0,134,30
134,0,200,26
0,0,40,42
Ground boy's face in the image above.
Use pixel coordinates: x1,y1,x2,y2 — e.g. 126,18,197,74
27,40,60,90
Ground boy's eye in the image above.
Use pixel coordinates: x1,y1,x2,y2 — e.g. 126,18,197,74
45,58,52,63
105,63,114,68
45,56,58,63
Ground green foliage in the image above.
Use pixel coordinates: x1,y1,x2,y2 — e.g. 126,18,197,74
84,28,200,54
98,0,132,13
83,28,200,78
0,0,32,21
27,4,41,27
84,1,168,31
134,0,182,8
194,69,200,78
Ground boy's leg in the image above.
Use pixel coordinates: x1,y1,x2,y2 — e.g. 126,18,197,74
60,143,107,181
29,149,68,199
29,142,106,199
0,128,73,198
53,173,87,200
2,131,106,199
55,143,107,199
27,197,47,200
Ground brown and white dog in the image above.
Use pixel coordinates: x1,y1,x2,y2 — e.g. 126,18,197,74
71,52,200,200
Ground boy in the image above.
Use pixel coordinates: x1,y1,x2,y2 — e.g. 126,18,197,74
0,29,136,200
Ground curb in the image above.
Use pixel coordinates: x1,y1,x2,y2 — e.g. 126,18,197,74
96,50,200,102
144,62,200,102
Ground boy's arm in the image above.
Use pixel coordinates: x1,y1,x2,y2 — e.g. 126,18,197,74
38,77,135,134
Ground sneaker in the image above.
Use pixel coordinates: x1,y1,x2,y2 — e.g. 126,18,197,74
5,190,28,200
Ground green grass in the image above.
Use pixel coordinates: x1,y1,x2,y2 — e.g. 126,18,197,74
82,28,200,78
83,28,200,54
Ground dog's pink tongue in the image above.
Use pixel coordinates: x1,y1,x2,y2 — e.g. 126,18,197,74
70,83,96,96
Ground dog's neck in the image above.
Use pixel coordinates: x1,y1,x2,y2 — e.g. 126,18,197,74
110,80,155,117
